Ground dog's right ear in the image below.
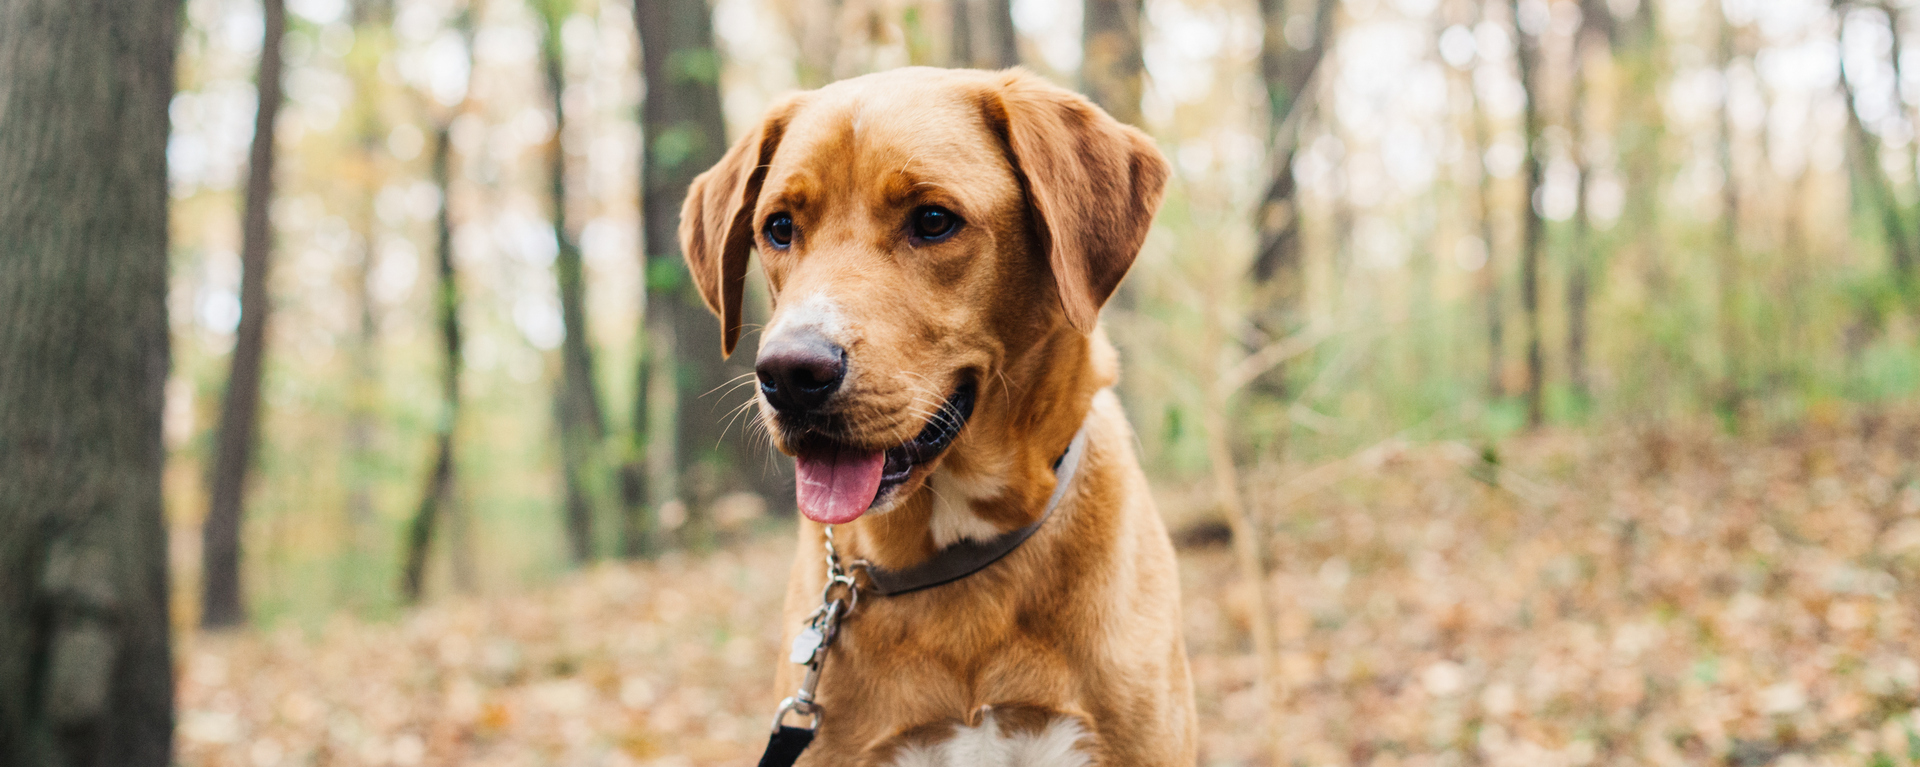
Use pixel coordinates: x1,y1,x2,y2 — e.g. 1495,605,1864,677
680,96,801,357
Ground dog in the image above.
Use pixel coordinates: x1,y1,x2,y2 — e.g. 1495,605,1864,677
679,67,1195,766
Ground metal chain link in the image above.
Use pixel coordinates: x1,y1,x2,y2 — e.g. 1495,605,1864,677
768,525,868,734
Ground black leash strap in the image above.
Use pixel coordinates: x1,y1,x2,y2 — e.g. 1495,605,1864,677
756,726,815,767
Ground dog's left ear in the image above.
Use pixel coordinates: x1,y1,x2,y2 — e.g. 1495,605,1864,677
991,72,1170,333
680,96,801,357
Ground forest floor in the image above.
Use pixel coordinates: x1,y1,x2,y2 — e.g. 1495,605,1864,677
176,415,1920,767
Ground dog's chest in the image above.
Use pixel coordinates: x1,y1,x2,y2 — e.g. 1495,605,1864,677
878,710,1094,767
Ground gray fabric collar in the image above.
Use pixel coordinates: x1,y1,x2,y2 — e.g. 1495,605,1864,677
860,417,1092,597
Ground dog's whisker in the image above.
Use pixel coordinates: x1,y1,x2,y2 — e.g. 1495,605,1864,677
704,372,762,399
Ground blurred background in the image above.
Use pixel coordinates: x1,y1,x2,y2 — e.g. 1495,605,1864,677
145,0,1920,763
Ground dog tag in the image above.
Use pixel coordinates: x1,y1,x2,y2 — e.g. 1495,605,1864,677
789,625,824,664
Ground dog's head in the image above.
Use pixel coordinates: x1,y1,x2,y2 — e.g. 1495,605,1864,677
681,68,1167,525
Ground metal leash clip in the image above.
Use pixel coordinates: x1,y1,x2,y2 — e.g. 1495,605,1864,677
768,525,865,735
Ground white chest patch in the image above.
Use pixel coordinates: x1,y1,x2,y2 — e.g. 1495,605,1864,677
884,713,1093,767
926,467,1007,548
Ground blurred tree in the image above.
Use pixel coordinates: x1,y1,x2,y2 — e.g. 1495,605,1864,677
202,0,287,629
343,0,393,577
635,0,757,550
401,4,477,603
1566,0,1614,404
535,0,612,566
1616,0,1665,305
1082,0,1144,125
1715,7,1746,416
1468,1,1506,400
1250,0,1337,371
953,0,1018,70
1839,2,1918,304
0,0,179,761
1510,0,1544,428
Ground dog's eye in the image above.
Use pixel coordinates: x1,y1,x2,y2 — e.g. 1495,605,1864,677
910,206,961,242
764,213,794,248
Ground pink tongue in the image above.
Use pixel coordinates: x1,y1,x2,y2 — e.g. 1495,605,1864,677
794,446,885,524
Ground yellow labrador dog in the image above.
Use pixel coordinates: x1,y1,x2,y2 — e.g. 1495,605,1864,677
680,67,1195,766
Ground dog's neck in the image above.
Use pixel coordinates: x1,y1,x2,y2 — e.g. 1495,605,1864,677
834,324,1112,572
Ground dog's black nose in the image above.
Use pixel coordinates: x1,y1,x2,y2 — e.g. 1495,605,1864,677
756,332,846,413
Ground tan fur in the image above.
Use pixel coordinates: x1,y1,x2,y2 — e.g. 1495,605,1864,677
681,67,1195,765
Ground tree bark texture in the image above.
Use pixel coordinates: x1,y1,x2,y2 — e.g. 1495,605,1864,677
1082,0,1144,126
0,0,179,763
1510,0,1545,428
953,0,1018,70
637,0,765,547
202,0,286,630
539,0,611,565
401,123,464,603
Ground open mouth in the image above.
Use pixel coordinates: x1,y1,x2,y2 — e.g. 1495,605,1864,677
790,381,976,525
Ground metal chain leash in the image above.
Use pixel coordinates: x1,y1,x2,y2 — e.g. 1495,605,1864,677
758,526,868,766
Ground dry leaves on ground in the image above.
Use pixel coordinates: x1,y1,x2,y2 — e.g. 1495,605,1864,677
179,419,1920,766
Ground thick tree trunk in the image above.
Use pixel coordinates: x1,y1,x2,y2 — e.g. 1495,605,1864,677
1082,0,1144,125
1510,0,1545,428
539,0,610,566
0,0,179,763
636,0,763,548
953,0,1018,70
400,123,464,604
202,0,287,630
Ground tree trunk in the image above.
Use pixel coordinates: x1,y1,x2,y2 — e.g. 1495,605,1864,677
1082,0,1145,125
1472,50,1505,399
953,0,1018,70
1843,87,1918,290
1839,3,1918,302
0,0,179,763
636,0,762,549
400,122,464,604
343,0,391,587
202,0,287,630
539,0,610,566
1567,2,1610,405
1619,0,1665,303
1715,10,1744,416
1249,0,1337,366
1510,0,1545,428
